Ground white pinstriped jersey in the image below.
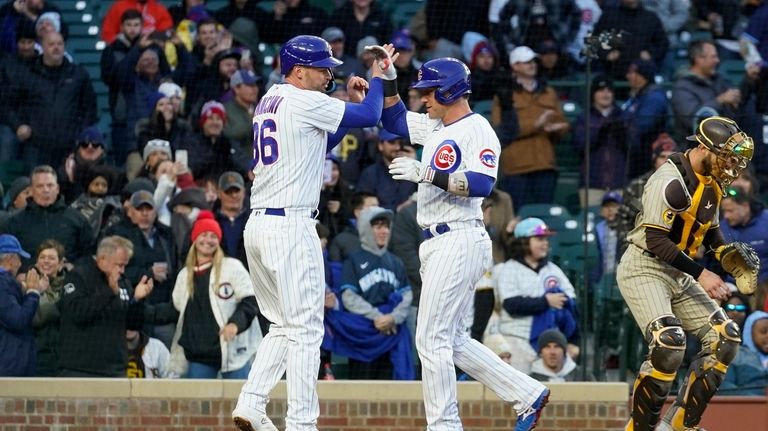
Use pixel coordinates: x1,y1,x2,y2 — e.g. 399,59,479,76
249,84,345,210
488,259,576,339
405,111,500,228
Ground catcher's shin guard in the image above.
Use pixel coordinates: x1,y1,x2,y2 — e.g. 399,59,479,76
663,309,741,430
625,315,686,431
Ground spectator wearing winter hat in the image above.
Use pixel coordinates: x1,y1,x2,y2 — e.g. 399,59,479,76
0,177,31,222
69,164,123,238
0,0,68,55
571,76,630,206
623,58,670,178
134,90,192,161
158,81,185,117
223,70,261,161
536,40,570,82
182,101,242,181
134,138,173,181
529,329,592,382
57,126,112,204
469,40,500,103
167,210,261,379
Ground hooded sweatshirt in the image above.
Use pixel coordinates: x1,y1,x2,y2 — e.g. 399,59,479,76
529,355,579,382
340,207,412,323
721,310,768,395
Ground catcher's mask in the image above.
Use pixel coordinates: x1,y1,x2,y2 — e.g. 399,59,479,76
687,116,754,190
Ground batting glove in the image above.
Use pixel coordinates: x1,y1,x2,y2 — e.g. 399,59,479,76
364,45,397,80
389,157,434,183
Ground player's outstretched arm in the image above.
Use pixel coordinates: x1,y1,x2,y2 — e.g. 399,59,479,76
389,157,494,198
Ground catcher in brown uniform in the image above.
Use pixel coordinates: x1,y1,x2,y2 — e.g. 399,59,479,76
617,116,760,431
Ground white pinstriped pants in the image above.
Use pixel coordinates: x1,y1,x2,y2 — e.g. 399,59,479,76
237,212,325,431
417,226,546,430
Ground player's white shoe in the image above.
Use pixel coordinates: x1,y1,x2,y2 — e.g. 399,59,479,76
232,405,278,431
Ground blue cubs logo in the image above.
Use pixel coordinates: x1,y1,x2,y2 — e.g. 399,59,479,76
479,149,497,168
544,276,561,291
430,140,461,173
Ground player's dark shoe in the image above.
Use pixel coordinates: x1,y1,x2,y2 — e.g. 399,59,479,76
513,388,550,431
232,406,277,431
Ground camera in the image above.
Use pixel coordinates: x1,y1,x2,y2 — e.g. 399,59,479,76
583,29,627,59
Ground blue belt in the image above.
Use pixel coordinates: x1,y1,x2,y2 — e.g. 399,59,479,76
422,224,451,239
422,219,484,239
254,208,318,219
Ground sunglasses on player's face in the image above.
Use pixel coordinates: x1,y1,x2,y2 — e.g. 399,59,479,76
724,303,747,312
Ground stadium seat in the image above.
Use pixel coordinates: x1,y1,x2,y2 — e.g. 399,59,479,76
391,2,424,29
472,99,492,121
517,203,571,220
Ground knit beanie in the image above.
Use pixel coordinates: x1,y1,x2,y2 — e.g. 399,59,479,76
190,210,222,243
536,329,568,353
147,91,166,113
199,100,227,128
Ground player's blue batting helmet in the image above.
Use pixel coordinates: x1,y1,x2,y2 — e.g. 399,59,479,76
410,57,472,105
280,35,343,75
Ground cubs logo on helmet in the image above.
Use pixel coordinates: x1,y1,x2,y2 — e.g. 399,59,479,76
479,149,497,168
410,57,471,105
431,140,461,173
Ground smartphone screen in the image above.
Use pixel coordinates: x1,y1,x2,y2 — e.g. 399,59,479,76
175,149,188,167
323,159,333,184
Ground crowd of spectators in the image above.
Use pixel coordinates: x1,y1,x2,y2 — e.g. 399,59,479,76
0,0,767,390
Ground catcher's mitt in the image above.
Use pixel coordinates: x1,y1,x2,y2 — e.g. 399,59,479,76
715,242,760,295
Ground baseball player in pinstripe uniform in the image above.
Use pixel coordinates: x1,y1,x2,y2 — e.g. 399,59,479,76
617,116,754,431
232,36,397,431
380,53,550,431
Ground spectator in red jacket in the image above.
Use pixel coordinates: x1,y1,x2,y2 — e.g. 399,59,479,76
101,0,173,44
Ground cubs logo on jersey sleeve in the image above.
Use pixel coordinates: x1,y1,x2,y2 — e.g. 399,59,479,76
479,148,497,168
430,140,462,173
217,282,235,300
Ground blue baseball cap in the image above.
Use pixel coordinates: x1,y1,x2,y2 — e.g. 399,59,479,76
391,29,414,51
601,191,623,205
0,234,30,259
514,217,554,239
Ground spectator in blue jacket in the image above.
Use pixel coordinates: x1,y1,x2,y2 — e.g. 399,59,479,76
622,59,670,178
0,234,48,376
721,310,768,395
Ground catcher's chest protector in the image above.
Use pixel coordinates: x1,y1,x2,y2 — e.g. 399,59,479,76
666,153,722,257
